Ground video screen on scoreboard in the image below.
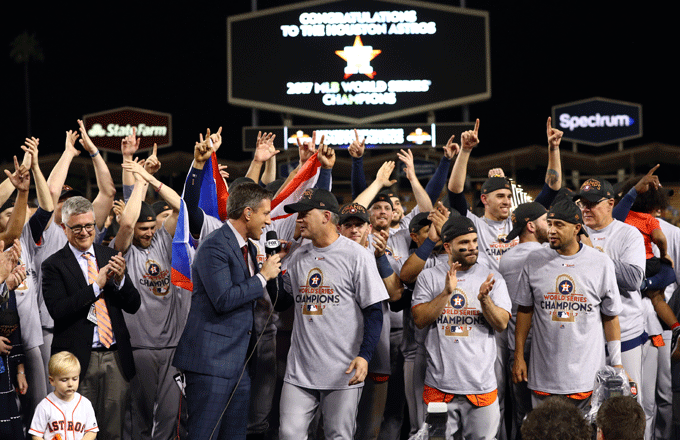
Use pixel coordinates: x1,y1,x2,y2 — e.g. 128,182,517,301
228,0,489,124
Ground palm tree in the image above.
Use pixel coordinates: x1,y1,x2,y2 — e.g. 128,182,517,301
10,31,44,136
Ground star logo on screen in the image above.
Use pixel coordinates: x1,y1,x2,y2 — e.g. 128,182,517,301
335,36,382,79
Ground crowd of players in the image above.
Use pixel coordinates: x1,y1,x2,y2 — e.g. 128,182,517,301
0,116,677,440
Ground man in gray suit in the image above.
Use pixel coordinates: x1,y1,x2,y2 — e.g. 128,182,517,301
173,182,283,440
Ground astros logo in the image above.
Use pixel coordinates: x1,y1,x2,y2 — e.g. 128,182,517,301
147,261,161,277
302,268,325,315
544,274,593,323
143,259,170,297
439,288,480,337
450,290,467,310
581,179,601,191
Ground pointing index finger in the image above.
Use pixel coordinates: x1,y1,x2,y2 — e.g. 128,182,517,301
647,164,660,176
473,118,480,134
152,143,158,156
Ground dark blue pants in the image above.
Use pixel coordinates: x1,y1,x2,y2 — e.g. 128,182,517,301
185,371,251,440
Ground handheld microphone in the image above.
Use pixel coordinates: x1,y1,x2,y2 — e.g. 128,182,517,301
265,231,281,256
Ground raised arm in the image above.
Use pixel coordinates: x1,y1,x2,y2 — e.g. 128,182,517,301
349,128,368,199
447,119,479,194
47,130,81,211
545,117,563,191
78,119,115,229
22,137,53,213
0,157,30,249
399,205,448,284
397,148,433,212
120,126,141,188
113,176,147,254
245,131,279,183
122,158,181,237
353,161,397,208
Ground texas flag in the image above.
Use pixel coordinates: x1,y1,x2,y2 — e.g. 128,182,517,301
198,149,228,222
270,152,323,220
171,170,197,291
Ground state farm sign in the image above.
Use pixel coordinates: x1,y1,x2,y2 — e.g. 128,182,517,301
82,107,172,152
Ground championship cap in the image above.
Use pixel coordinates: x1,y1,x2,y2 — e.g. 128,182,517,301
369,192,393,209
572,178,615,203
505,202,547,242
408,211,432,233
137,202,156,224
151,201,171,216
547,197,588,236
441,215,477,243
284,188,339,214
339,203,369,224
58,185,84,202
481,176,511,195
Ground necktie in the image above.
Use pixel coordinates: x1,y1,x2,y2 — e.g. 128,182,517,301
242,244,249,265
83,252,113,348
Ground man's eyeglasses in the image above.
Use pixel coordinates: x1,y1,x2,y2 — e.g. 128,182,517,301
575,198,607,210
65,222,96,234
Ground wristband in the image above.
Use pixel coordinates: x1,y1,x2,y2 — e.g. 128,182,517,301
414,238,436,261
155,183,163,193
17,371,25,375
607,340,622,367
376,254,394,279
90,150,100,158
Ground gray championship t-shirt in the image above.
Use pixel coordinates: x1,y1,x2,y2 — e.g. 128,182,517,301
412,262,512,394
514,245,622,394
498,241,544,352
467,212,518,271
283,235,389,390
585,220,645,342
116,226,189,348
14,222,43,350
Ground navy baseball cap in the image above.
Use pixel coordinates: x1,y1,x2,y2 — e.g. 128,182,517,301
284,188,340,214
339,203,369,224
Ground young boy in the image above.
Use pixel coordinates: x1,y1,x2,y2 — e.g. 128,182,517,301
29,351,98,440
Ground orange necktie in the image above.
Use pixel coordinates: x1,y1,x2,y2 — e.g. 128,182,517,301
83,252,113,348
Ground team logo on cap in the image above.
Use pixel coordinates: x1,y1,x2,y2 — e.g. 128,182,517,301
581,179,601,191
341,204,366,215
142,259,170,296
301,189,314,199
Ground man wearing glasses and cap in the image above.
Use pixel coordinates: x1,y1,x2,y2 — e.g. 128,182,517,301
573,178,647,406
512,197,623,411
275,189,388,440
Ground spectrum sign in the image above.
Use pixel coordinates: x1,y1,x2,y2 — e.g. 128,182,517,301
552,97,642,146
228,0,490,124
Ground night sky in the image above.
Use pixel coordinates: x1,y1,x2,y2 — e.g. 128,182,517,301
4,2,675,179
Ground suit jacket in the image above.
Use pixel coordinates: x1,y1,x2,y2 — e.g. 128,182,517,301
173,221,262,378
42,243,141,380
